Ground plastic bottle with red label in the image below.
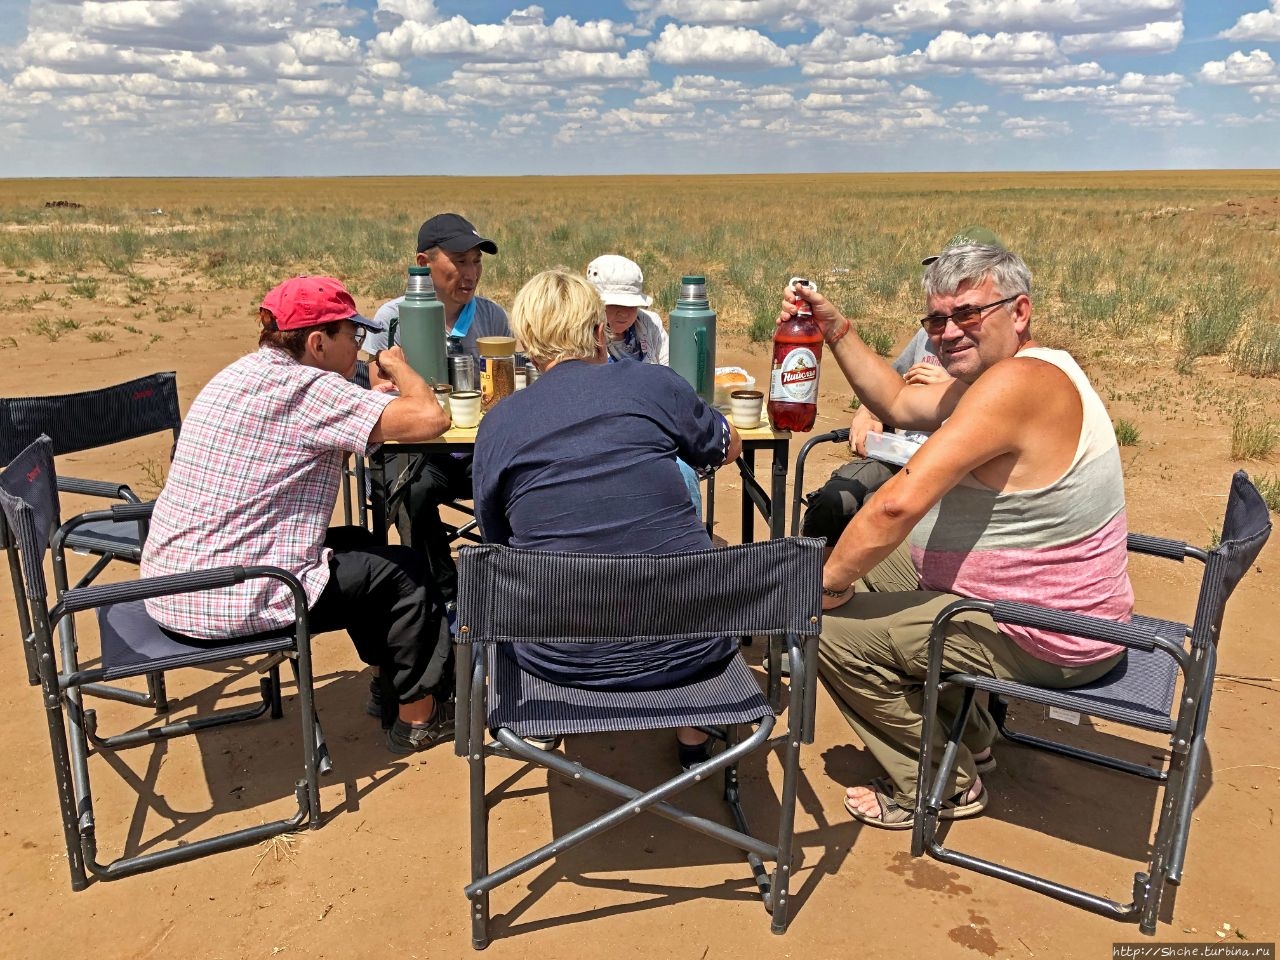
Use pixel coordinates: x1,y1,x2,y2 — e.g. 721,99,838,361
768,278,823,432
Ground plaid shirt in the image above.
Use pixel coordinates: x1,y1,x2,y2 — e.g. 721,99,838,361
141,347,393,638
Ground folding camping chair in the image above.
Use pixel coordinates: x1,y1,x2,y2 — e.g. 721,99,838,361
1,371,182,694
1,436,328,890
454,537,824,949
912,470,1272,934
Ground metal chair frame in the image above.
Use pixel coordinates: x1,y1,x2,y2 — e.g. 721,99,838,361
1,372,182,705
911,471,1272,935
453,538,824,949
2,437,328,890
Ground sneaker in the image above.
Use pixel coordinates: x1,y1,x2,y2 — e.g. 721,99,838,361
677,738,714,771
386,700,455,755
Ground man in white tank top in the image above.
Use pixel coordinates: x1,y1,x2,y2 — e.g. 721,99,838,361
780,243,1131,830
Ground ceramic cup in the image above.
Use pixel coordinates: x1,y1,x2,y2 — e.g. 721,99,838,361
450,390,482,429
729,389,764,429
432,383,453,417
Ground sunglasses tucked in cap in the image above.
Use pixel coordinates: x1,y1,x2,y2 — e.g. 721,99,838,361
921,225,1006,265
417,213,499,255
586,254,652,308
261,275,384,333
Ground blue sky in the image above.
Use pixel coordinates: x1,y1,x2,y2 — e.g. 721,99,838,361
0,0,1276,177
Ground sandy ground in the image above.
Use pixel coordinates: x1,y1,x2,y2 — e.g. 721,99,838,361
0,270,1277,960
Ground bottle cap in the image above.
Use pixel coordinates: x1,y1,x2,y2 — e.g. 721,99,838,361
680,276,708,300
406,265,435,298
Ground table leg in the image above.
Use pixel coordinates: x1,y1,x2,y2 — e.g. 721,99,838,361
368,449,389,546
740,446,757,543
770,439,789,539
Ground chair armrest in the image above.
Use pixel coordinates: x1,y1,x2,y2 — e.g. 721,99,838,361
57,476,141,502
1127,532,1206,564
51,506,152,554
988,600,1165,655
52,564,304,618
110,501,156,522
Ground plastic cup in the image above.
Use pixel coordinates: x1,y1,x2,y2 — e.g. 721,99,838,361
729,389,764,429
450,390,482,429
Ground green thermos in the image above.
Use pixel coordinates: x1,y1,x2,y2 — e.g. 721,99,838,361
668,275,716,404
396,265,447,385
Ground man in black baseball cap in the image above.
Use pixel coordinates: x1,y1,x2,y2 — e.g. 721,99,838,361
364,212,513,608
416,212,498,257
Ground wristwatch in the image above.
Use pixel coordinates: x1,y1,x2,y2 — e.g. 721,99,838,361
821,584,851,599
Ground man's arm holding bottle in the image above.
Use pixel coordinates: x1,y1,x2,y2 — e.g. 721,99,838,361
781,283,964,432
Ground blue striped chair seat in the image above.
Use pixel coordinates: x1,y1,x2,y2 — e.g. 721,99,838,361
487,647,772,739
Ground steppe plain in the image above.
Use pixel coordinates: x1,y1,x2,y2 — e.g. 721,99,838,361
0,172,1277,960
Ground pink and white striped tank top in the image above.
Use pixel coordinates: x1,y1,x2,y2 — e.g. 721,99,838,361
909,347,1133,666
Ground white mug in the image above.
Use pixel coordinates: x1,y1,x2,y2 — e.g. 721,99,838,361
450,390,482,429
729,389,764,429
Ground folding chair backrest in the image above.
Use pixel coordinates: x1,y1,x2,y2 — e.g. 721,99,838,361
0,436,59,606
1190,470,1273,649
457,537,824,644
0,371,181,463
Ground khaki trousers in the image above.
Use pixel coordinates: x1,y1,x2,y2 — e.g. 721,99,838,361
817,545,1122,806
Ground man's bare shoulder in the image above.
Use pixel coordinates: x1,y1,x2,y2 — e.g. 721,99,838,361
966,350,1075,406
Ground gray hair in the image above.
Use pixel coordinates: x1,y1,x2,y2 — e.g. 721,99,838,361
923,245,1032,300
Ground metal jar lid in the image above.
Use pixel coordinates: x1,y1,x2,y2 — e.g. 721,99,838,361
476,335,517,358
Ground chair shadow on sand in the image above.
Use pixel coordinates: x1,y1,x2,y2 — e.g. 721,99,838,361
469,661,865,943
55,658,411,867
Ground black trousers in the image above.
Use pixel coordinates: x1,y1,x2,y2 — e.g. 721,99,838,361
395,452,474,603
309,526,452,705
800,457,900,543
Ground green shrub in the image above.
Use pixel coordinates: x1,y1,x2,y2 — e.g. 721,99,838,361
1114,419,1140,446
1231,416,1278,461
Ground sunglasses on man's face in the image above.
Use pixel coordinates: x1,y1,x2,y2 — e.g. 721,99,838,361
333,327,367,347
919,295,1018,335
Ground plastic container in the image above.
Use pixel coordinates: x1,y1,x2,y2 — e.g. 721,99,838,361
713,366,756,409
768,277,823,432
864,431,925,467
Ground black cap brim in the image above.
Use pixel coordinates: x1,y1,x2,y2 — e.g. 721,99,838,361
437,234,498,255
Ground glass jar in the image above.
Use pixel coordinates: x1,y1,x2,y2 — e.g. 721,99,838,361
477,335,517,410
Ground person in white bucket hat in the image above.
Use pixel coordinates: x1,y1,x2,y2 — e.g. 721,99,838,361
586,254,669,366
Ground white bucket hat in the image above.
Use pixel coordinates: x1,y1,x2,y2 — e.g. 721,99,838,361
586,254,652,308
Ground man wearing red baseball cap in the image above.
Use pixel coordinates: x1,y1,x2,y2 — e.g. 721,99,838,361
141,276,457,754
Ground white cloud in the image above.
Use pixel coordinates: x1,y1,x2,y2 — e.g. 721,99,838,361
278,77,348,98
1002,116,1071,138
1060,19,1184,55
801,51,961,80
370,12,626,63
626,0,798,29
1025,73,1184,107
648,24,791,68
290,28,361,65
541,50,649,80
803,0,1181,36
796,29,901,63
1220,1,1280,42
633,74,746,110
1199,50,1277,85
381,85,449,114
978,62,1114,87
924,31,1061,66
